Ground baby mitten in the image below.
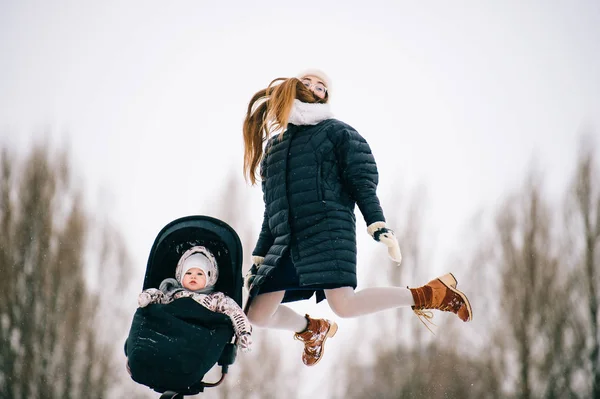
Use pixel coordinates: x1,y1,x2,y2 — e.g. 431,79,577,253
137,292,152,308
137,288,165,307
367,222,402,264
238,333,253,353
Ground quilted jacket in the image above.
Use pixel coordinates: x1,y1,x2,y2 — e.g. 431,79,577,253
251,118,386,293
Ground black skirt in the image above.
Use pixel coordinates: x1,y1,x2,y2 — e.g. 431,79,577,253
257,254,345,303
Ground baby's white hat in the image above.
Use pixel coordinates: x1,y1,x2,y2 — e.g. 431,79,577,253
175,246,219,288
296,68,332,94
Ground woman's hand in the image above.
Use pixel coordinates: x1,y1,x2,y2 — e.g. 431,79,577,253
367,222,402,264
244,256,264,291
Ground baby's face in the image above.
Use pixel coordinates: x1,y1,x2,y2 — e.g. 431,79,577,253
182,267,207,291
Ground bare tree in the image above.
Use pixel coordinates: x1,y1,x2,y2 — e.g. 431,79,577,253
336,342,501,399
487,169,584,398
0,141,136,398
566,136,600,398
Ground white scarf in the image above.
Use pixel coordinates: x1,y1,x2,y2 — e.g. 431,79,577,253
287,99,333,126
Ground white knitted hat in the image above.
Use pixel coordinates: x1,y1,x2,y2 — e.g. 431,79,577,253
175,246,219,288
297,69,331,94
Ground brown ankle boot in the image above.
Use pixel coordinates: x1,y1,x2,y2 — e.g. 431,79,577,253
294,314,338,366
409,273,472,323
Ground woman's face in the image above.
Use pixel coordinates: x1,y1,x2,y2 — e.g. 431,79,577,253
300,75,328,100
182,267,207,291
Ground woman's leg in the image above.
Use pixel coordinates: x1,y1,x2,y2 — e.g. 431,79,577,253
324,286,415,318
246,291,308,332
247,290,338,366
325,274,472,322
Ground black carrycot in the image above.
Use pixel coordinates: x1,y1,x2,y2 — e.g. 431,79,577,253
125,215,244,398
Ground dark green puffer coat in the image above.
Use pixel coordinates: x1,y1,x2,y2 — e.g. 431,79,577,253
251,118,386,295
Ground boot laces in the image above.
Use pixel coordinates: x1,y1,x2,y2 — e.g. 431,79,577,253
412,309,436,335
294,331,322,345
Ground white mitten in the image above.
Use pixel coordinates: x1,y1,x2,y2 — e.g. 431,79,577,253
238,333,253,353
137,292,152,308
252,255,265,265
244,256,264,291
367,222,402,264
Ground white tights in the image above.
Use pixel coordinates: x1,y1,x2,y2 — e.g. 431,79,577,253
246,286,415,333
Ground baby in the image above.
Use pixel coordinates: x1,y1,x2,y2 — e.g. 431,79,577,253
138,245,252,352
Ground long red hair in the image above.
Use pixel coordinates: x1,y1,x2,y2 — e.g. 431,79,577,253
243,77,328,185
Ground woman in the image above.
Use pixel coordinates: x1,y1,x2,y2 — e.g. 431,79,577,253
243,69,472,367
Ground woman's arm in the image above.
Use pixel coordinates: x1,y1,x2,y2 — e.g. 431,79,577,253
336,127,386,225
252,140,275,257
253,206,274,257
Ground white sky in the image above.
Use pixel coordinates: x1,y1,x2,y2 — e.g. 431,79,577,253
2,0,600,394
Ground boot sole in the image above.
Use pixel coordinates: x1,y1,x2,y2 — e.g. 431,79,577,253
308,321,338,367
438,276,473,322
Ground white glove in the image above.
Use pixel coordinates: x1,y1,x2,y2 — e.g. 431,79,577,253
137,292,152,308
252,255,265,265
367,222,402,264
238,333,253,353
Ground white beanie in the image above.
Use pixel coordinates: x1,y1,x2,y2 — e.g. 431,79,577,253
297,69,332,95
175,246,219,288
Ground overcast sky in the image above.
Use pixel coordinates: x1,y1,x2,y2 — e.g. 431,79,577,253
2,1,599,394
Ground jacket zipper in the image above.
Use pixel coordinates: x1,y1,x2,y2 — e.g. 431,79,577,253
316,164,324,201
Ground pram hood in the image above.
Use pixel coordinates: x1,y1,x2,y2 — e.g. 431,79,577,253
142,215,243,306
